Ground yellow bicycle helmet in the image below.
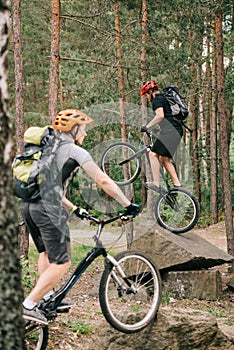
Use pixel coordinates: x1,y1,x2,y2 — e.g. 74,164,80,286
54,109,94,131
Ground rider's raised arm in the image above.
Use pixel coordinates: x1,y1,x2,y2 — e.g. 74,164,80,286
146,107,164,129
82,160,131,208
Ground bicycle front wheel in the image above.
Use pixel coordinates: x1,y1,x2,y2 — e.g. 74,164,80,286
99,250,161,333
155,187,200,234
101,142,141,186
24,321,49,350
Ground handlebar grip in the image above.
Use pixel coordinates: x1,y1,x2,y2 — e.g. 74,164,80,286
119,215,129,222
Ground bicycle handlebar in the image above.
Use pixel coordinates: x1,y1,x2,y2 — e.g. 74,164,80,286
81,213,130,226
144,126,160,138
19,213,131,229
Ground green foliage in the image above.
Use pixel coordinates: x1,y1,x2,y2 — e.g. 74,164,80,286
71,244,93,266
10,0,234,227
9,0,233,112
20,254,37,293
205,308,226,318
61,319,93,337
161,292,171,305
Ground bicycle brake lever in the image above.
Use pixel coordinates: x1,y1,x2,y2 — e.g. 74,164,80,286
120,215,129,222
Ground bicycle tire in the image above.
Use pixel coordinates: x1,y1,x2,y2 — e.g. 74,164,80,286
24,322,49,350
100,142,141,186
154,187,200,234
99,249,161,333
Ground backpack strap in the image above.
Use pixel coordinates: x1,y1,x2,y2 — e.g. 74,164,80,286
180,120,193,133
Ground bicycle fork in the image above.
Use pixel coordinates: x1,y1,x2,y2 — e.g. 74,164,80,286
106,254,137,295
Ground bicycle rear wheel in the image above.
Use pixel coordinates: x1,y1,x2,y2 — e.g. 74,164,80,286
101,142,141,186
24,320,49,350
155,187,200,234
99,250,161,333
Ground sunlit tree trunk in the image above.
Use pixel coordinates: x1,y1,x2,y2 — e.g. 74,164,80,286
189,59,201,201
12,0,28,258
114,1,134,248
198,60,209,188
141,0,154,219
210,23,218,224
215,11,234,263
0,1,24,347
49,0,60,123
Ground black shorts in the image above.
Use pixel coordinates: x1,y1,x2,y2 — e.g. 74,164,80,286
20,200,71,264
151,126,183,158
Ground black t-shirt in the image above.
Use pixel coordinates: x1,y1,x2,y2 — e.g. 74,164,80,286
152,93,181,130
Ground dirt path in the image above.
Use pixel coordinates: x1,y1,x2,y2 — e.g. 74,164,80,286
45,220,233,349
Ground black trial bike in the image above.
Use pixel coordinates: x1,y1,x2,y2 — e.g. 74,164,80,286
24,213,162,350
101,130,200,234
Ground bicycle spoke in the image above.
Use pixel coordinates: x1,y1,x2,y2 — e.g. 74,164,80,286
24,322,48,350
100,250,161,333
155,188,199,233
101,143,141,185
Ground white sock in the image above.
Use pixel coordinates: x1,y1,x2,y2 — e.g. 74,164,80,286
43,290,54,301
23,298,37,310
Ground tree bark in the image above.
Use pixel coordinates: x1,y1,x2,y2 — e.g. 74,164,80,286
189,60,201,202
49,0,61,123
12,0,29,258
114,1,134,248
140,0,154,219
210,24,218,224
11,0,24,153
0,1,24,347
215,11,234,261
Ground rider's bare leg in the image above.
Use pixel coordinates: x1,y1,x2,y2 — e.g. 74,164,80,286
38,251,50,275
149,151,160,187
26,260,71,304
160,156,181,186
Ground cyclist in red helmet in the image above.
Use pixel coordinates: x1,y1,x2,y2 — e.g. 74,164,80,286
140,81,183,192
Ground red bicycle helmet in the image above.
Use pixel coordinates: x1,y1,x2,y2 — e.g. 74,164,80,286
141,80,158,96
54,109,94,131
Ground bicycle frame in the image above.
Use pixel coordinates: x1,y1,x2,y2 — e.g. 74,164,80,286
40,214,134,317
118,130,171,192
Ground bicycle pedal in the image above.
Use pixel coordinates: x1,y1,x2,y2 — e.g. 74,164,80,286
45,311,57,320
56,307,70,313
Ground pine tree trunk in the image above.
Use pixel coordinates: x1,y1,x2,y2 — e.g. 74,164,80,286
189,61,201,202
198,61,209,188
49,0,61,123
0,2,24,347
210,27,218,224
141,0,154,219
215,12,234,263
114,1,134,248
12,0,29,258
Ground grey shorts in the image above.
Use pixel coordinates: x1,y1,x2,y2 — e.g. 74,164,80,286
151,126,183,158
20,200,71,264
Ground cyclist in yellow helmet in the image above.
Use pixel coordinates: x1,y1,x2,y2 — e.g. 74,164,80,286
21,109,140,324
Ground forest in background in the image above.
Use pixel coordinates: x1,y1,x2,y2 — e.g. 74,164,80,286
0,1,233,347
9,0,233,253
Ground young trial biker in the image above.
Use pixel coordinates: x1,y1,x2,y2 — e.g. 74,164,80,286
20,109,140,324
140,80,183,191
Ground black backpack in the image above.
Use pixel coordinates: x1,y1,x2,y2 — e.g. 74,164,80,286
163,85,189,121
12,125,61,202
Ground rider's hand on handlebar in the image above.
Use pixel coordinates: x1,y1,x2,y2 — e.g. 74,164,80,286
72,206,89,219
140,125,148,133
124,203,140,218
